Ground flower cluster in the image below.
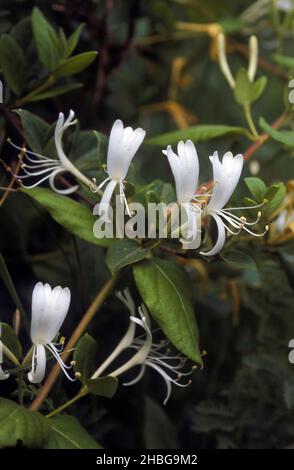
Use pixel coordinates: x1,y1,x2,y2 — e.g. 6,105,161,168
0,284,195,404
13,110,267,256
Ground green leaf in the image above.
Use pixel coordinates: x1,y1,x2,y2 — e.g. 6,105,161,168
0,398,49,448
145,125,251,146
148,180,176,204
244,177,267,202
234,67,252,106
133,258,202,364
0,34,26,95
0,322,22,360
45,415,101,449
74,334,98,384
15,109,50,153
264,182,286,217
259,117,294,147
106,239,151,274
31,7,60,70
250,76,267,103
66,23,85,57
21,187,112,247
28,83,83,101
233,69,266,106
273,53,294,69
86,376,118,398
70,130,107,170
54,52,97,78
221,250,257,271
135,180,176,207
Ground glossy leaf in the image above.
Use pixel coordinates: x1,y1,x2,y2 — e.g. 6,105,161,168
0,398,49,448
106,239,151,274
264,182,286,217
29,83,83,102
0,34,26,96
259,117,294,147
86,376,118,398
45,415,101,449
54,52,97,78
66,23,85,57
145,125,252,146
15,109,50,153
31,7,60,70
21,187,112,247
0,322,22,360
74,334,98,384
234,68,252,106
133,258,202,364
244,177,267,202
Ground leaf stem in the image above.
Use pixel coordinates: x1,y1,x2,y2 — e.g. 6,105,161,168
15,74,56,107
45,386,88,418
243,103,259,139
29,273,119,411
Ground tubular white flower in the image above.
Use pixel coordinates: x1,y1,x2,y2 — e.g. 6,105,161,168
94,290,195,405
91,289,137,379
12,110,95,195
94,119,146,221
163,140,201,248
28,281,74,384
201,151,267,256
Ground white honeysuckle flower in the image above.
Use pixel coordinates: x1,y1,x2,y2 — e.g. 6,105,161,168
120,317,195,406
91,289,137,379
201,151,267,256
91,289,195,405
163,140,202,248
28,281,74,384
11,110,95,195
93,119,146,221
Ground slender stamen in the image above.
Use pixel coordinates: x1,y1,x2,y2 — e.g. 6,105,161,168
46,343,76,382
120,182,134,217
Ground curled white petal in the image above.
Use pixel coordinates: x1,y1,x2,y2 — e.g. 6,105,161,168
200,213,226,256
49,168,79,195
28,344,46,383
98,179,118,222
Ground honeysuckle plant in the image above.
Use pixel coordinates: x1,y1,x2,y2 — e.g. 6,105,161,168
0,0,293,451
